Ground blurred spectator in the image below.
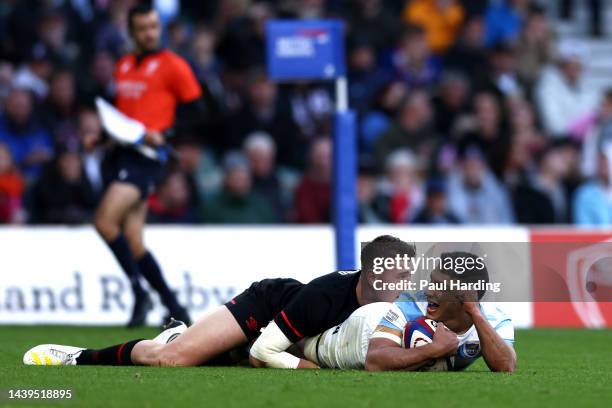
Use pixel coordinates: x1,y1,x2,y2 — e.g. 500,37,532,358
0,0,606,227
559,139,583,199
172,134,223,201
560,0,602,38
43,70,79,145
373,149,424,223
189,27,227,136
392,26,439,90
432,71,470,137
448,146,515,223
348,36,390,114
203,151,276,224
360,81,408,153
573,152,612,225
535,39,600,137
217,1,271,71
289,83,333,141
167,19,192,57
0,143,24,224
27,141,97,224
190,27,221,80
515,5,555,96
94,1,130,56
455,91,510,178
290,0,327,19
12,44,53,99
227,69,301,167
458,0,489,17
484,0,530,46
374,90,436,170
0,88,53,179
293,138,332,223
78,109,105,195
37,12,76,65
476,42,523,100
412,177,460,224
243,131,292,221
514,143,571,224
79,51,116,105
402,0,465,54
173,136,222,202
148,170,200,224
357,162,382,223
346,0,402,52
444,16,488,82
582,90,612,177
0,61,15,106
505,100,546,185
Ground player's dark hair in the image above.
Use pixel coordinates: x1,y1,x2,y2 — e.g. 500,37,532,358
128,4,155,32
360,235,416,274
436,251,489,300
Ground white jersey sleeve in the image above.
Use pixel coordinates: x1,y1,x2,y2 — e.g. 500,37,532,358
453,303,515,370
372,303,407,335
374,293,426,333
306,302,393,369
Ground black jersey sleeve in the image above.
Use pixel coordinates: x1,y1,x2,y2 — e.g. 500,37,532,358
273,271,360,343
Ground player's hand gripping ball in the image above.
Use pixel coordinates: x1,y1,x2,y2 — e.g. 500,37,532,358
403,317,454,371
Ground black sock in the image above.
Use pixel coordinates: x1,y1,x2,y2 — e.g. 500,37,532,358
76,339,145,366
137,251,182,313
107,235,145,297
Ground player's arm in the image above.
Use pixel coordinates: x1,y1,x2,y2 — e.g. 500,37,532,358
249,281,336,369
464,302,516,372
248,321,318,369
365,324,458,372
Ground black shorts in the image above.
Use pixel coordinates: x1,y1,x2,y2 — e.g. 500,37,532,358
225,278,303,341
102,146,165,199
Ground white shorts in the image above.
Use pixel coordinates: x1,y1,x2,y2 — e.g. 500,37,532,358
303,302,392,369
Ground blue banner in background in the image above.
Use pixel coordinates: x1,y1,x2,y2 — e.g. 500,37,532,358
266,19,346,81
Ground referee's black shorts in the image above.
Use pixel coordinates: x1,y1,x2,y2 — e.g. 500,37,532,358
225,278,303,341
102,146,165,199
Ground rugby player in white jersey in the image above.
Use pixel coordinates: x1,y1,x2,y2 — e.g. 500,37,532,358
301,252,516,372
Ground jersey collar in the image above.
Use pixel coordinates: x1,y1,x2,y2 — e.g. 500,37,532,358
135,48,163,66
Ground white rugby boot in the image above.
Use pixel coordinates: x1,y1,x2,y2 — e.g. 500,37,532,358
23,344,85,366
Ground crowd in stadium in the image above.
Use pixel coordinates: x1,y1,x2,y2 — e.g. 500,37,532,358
0,0,610,226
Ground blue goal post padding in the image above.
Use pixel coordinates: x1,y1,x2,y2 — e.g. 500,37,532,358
266,19,346,81
333,110,357,270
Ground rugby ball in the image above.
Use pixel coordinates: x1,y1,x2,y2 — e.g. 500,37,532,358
403,317,453,371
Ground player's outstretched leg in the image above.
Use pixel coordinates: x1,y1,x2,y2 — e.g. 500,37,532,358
23,306,246,367
23,319,188,366
131,306,247,366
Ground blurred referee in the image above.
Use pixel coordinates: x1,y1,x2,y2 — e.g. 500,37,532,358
94,4,203,327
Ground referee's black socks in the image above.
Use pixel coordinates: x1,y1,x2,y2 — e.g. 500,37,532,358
107,234,146,297
137,251,184,316
76,339,144,366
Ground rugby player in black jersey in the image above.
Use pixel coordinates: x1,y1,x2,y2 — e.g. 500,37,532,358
23,235,416,368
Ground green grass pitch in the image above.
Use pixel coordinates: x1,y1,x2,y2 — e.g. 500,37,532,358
1,327,611,408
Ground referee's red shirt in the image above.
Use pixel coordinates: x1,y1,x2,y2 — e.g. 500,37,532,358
114,49,202,132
